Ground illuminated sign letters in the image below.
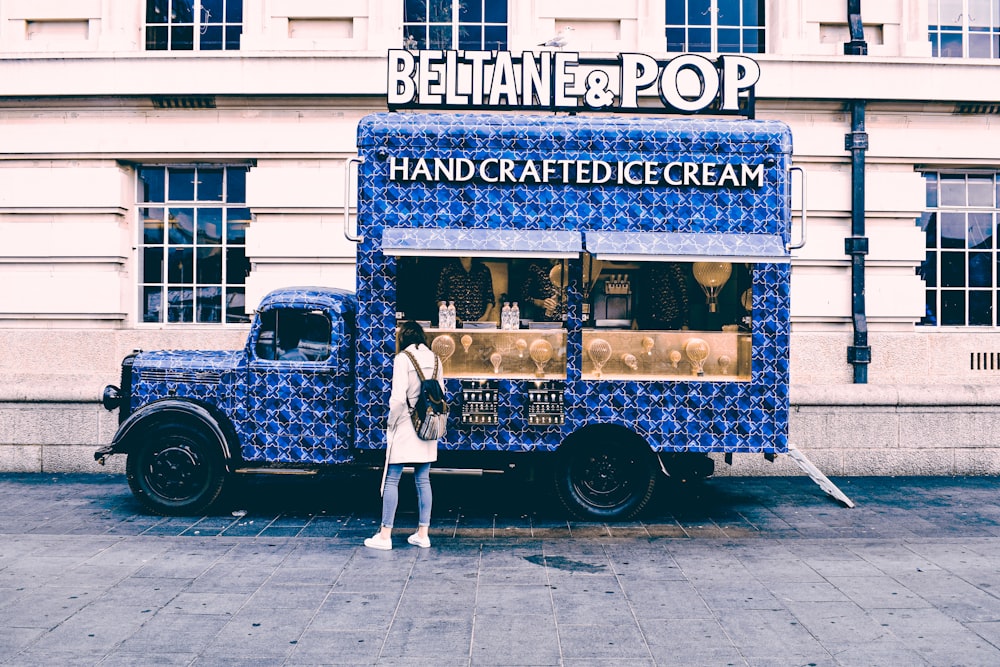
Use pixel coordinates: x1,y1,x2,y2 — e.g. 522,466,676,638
387,50,760,116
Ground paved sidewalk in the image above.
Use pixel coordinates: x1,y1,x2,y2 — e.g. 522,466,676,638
1,472,999,665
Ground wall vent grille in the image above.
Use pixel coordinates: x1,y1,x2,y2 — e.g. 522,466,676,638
955,103,1000,115
151,96,216,109
970,352,1000,370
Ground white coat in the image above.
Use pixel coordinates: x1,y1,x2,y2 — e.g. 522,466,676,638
386,343,444,465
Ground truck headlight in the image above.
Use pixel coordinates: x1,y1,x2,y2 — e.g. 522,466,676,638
102,385,122,411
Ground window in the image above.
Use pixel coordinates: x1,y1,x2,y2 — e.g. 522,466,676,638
929,0,1000,57
403,0,507,50
919,172,998,326
145,0,243,51
666,0,765,53
255,309,332,362
138,165,252,324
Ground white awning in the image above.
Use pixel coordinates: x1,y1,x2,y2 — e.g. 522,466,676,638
381,228,582,258
585,231,790,263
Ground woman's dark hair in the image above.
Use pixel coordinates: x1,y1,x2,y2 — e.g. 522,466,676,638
398,320,428,350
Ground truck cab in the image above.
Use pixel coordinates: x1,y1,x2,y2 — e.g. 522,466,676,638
97,287,359,514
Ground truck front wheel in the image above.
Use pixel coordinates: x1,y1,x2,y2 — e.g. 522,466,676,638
554,436,658,521
126,422,227,515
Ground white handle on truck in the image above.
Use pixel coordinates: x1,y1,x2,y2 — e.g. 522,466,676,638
343,156,365,243
787,165,807,251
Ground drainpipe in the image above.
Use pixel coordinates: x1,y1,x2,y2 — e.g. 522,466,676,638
844,2,870,383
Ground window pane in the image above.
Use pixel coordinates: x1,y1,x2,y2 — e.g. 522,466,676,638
920,290,937,326
404,25,427,49
666,1,686,24
667,27,686,50
940,31,963,56
922,250,938,287
968,176,994,206
143,207,165,243
718,28,741,52
226,247,250,283
968,212,993,248
940,251,966,287
168,247,194,283
969,252,993,287
969,290,993,324
690,0,712,25
197,208,223,244
226,208,251,242
225,25,241,49
143,247,164,283
717,0,741,26
428,25,451,49
925,172,938,207
459,25,482,49
226,0,243,22
483,25,506,50
940,0,964,27
460,0,482,22
198,169,224,201
226,287,248,323
143,286,163,322
169,169,196,201
484,0,507,22
226,167,247,202
147,0,169,23
197,286,222,323
168,208,195,243
689,27,712,51
742,0,763,25
201,25,223,50
970,0,992,26
404,0,427,22
172,0,196,22
171,25,194,50
940,212,965,248
940,174,966,206
202,0,224,23
197,247,223,284
969,32,993,56
743,28,763,52
429,0,452,22
940,290,965,324
167,287,194,323
139,168,165,202
146,26,168,50
921,212,937,248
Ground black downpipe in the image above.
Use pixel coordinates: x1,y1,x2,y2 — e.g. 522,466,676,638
844,2,870,383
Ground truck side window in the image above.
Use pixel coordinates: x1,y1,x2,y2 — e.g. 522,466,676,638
255,309,332,362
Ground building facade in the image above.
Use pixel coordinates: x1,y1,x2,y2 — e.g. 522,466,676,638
1,0,999,476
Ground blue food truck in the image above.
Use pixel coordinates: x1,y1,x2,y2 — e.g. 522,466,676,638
97,107,825,520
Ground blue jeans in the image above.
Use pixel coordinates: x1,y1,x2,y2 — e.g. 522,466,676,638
381,463,432,529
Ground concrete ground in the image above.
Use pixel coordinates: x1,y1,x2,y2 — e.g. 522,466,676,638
0,471,999,666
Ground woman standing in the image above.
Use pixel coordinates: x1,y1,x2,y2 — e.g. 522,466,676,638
364,321,443,550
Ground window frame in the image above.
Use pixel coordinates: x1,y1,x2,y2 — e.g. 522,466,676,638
136,164,253,326
919,170,999,328
403,0,508,51
665,0,766,54
145,0,243,52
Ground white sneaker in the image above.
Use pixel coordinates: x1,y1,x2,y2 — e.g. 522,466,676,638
364,534,392,550
407,533,431,549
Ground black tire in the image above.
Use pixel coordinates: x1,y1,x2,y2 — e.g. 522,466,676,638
554,436,658,521
126,421,227,515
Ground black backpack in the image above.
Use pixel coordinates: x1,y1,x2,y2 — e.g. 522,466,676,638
402,350,449,440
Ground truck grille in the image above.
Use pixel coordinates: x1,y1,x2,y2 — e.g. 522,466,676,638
141,369,223,385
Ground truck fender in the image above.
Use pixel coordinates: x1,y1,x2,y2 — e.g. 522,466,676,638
97,399,236,468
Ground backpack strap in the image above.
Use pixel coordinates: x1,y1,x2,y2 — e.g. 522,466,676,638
400,349,428,413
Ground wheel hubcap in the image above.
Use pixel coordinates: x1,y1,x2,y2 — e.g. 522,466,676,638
574,453,634,509
147,441,206,501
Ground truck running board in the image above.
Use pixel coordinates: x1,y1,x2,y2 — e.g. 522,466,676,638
785,444,856,508
233,467,318,476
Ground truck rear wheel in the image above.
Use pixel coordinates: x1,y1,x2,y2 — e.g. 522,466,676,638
126,421,227,515
554,434,658,521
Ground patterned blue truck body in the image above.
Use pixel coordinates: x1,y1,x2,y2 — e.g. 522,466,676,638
123,112,792,467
